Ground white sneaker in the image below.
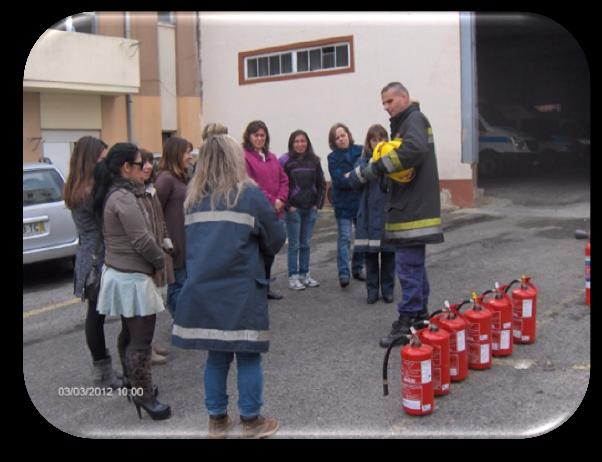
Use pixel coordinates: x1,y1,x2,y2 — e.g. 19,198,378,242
300,273,320,288
288,275,306,290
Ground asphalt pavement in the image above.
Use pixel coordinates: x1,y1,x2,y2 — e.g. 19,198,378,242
23,170,591,438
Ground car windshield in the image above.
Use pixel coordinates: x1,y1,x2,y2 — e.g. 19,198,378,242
480,104,515,128
23,169,64,206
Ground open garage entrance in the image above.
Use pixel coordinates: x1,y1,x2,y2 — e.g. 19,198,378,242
474,13,590,205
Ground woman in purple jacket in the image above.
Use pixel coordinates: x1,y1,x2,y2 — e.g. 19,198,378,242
242,120,289,300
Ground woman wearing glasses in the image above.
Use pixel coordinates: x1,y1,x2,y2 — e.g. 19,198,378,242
93,143,171,420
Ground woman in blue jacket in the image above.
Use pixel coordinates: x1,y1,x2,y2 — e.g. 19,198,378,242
327,123,365,287
351,125,396,304
172,135,286,439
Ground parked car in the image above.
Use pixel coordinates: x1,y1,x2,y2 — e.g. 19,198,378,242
23,163,78,265
478,103,539,177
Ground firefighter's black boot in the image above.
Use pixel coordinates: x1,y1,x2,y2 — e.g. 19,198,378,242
379,314,414,348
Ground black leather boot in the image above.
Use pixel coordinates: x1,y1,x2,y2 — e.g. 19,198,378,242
126,347,169,419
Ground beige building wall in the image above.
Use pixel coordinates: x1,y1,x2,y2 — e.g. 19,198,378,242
23,92,43,163
199,12,471,187
40,93,102,130
131,96,163,152
101,95,129,147
158,23,178,132
175,12,202,148
130,12,162,152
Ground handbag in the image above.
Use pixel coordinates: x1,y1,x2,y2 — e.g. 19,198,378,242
84,255,101,303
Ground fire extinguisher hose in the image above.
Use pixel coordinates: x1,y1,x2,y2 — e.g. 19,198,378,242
504,280,521,294
382,335,409,396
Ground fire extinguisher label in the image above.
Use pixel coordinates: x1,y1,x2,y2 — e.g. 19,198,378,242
456,330,465,352
522,299,533,318
421,360,432,384
403,359,432,384
402,383,422,411
500,330,511,349
503,322,512,329
481,344,490,364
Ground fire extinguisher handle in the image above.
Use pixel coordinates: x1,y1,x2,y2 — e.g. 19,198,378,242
382,335,410,396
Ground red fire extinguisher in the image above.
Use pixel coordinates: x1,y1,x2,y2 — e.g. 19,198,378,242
480,282,513,357
413,320,451,396
457,293,493,370
430,300,470,382
382,331,434,416
401,329,434,416
575,230,590,306
505,275,538,344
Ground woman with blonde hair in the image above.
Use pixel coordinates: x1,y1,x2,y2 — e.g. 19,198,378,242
155,136,194,316
64,136,122,389
173,135,286,439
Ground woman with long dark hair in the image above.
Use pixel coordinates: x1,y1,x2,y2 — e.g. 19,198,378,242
64,136,122,389
242,120,289,300
93,142,171,420
279,130,325,290
155,136,194,315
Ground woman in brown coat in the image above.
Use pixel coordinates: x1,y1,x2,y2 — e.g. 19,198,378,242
140,149,175,365
155,137,194,316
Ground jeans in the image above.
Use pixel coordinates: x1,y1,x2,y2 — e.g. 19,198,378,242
167,266,187,318
395,245,430,316
204,351,263,418
365,251,395,299
285,208,318,276
336,217,364,280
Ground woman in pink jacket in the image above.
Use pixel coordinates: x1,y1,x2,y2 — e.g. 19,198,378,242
242,120,289,300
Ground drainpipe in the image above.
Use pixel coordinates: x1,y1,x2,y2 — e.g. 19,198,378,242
124,11,134,143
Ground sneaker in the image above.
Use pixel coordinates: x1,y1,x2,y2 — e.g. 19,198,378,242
288,275,306,291
353,269,367,281
300,273,320,288
151,350,167,366
208,414,236,439
339,277,350,288
379,314,414,348
367,295,379,304
152,341,169,356
240,415,280,439
382,295,394,304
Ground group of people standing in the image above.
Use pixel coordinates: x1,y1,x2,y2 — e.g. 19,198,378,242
62,81,443,438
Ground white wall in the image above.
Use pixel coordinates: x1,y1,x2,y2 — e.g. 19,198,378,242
199,12,471,181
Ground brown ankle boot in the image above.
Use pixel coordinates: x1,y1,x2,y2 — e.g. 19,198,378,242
208,415,236,439
240,415,280,439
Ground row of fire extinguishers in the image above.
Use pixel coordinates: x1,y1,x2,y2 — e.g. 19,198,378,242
382,275,538,417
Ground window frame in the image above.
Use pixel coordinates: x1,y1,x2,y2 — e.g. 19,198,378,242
238,35,354,85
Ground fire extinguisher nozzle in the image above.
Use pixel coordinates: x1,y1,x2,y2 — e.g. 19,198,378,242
383,383,389,396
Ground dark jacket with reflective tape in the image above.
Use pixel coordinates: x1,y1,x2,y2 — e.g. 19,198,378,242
171,185,286,353
357,103,444,247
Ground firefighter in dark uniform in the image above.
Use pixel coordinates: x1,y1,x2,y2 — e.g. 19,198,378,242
351,82,444,348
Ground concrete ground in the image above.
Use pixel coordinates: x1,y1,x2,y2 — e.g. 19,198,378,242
23,169,590,438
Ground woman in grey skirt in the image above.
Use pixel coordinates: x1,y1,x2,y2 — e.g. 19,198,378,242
64,136,122,389
92,143,171,420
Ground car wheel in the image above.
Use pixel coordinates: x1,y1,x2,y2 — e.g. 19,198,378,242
478,152,500,178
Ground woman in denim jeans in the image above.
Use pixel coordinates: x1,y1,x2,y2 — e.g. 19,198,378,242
279,130,326,290
173,135,286,438
326,123,365,287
